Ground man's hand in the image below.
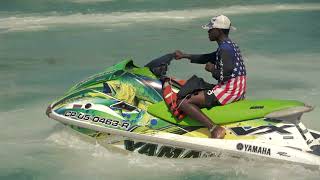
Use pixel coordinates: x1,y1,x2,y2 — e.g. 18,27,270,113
205,62,215,72
174,50,186,60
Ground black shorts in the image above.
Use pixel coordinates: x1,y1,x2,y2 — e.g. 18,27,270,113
177,75,221,108
204,89,221,108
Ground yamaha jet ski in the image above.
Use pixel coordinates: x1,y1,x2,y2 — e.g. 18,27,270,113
46,59,320,167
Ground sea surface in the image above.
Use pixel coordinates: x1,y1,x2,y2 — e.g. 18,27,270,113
0,0,320,179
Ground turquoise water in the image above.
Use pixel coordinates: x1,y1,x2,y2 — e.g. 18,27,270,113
1,0,320,179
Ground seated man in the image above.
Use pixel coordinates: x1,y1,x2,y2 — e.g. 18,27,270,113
174,15,247,138
145,15,246,139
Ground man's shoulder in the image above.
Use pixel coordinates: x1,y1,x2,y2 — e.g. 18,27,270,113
219,39,240,52
219,43,234,53
220,39,237,47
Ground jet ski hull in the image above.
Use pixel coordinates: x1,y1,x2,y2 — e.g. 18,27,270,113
46,60,320,168
47,105,320,167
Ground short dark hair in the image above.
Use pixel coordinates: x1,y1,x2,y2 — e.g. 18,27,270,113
221,29,230,36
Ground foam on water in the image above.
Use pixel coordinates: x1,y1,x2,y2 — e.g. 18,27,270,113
0,3,320,33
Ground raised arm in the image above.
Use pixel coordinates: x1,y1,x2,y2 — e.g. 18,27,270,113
175,50,217,64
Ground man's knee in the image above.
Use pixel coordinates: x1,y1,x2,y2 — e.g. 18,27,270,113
191,91,206,103
178,95,200,107
177,98,190,108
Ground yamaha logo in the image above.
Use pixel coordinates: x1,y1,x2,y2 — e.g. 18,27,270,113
236,143,271,156
236,143,244,150
124,140,221,159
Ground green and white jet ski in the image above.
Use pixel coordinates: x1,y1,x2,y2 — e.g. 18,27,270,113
46,60,320,167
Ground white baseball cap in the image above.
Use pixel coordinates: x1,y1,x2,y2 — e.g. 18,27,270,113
202,15,236,30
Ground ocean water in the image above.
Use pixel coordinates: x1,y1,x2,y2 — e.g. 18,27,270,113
1,0,320,179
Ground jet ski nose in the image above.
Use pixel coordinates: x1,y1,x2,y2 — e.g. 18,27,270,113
46,105,52,116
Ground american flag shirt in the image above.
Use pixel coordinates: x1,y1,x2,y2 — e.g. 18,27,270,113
208,39,247,105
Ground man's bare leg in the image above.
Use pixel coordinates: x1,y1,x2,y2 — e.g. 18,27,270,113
177,91,225,138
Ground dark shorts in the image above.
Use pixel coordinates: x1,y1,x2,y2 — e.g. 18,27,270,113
177,75,221,108
204,89,221,108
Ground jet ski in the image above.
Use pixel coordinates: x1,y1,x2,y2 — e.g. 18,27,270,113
46,59,320,167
